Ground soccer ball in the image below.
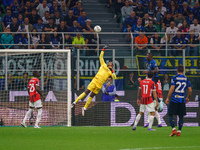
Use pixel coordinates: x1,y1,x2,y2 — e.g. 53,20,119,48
94,25,101,33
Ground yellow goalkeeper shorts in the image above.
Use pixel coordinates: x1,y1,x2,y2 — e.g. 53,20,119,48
87,78,102,94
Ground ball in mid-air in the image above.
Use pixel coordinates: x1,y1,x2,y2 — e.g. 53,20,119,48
94,25,101,33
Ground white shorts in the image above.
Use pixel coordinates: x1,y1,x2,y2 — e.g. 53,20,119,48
140,102,155,113
29,100,42,108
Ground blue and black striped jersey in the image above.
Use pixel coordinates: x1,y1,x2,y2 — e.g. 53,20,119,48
146,59,159,79
171,74,191,103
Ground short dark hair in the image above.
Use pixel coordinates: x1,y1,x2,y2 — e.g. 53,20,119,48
115,94,118,98
23,72,28,76
177,65,184,73
33,71,38,77
147,70,154,78
147,52,153,57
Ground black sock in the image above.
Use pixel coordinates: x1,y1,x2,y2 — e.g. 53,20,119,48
178,115,184,131
169,115,175,128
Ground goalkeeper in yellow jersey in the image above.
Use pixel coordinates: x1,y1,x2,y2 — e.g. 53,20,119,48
71,45,116,116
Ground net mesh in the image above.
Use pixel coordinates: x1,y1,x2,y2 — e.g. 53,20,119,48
0,51,70,126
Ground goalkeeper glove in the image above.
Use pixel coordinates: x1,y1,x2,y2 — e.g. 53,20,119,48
102,44,109,51
109,68,114,73
158,98,164,112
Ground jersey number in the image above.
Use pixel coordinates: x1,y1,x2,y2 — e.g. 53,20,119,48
175,82,186,93
29,84,35,92
143,85,148,94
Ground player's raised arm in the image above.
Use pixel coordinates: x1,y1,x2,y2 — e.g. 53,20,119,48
99,45,109,66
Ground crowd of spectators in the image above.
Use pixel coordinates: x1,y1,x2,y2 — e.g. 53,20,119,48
0,0,100,56
109,0,200,56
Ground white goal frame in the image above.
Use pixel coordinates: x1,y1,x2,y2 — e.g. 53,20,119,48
0,49,71,127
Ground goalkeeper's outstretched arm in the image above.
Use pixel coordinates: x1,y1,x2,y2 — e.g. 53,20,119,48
99,45,109,66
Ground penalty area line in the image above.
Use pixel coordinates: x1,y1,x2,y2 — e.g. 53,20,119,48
119,146,200,150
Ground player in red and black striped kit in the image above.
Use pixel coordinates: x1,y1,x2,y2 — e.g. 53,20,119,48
21,71,45,128
132,71,158,131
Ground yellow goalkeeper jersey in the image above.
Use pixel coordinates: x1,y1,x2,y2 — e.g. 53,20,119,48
94,51,116,84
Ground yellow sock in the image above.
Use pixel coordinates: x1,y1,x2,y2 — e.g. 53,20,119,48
75,92,86,103
84,96,93,109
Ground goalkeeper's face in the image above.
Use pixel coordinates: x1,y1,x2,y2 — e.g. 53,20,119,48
107,62,113,69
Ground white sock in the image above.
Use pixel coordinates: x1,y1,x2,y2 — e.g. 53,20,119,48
147,112,150,123
173,127,176,131
148,115,154,129
155,111,161,125
178,130,181,133
23,109,33,124
35,109,42,126
134,114,141,127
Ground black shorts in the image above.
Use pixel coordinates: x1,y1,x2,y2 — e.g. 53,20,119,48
168,101,186,116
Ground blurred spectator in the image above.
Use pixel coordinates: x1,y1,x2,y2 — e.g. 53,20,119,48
161,33,172,51
17,13,24,28
174,13,185,27
167,0,179,18
102,77,116,102
31,0,41,8
15,33,28,49
114,94,120,102
155,0,167,23
28,8,41,25
33,18,44,32
66,0,78,10
3,0,13,7
144,1,156,21
179,2,191,18
72,1,84,19
145,20,158,41
44,17,57,32
113,0,124,23
192,1,200,18
121,0,132,23
0,9,4,31
10,0,22,17
186,12,194,25
23,1,32,17
130,18,145,38
30,28,40,49
179,20,189,37
36,0,49,18
2,9,13,30
7,73,16,90
49,1,61,17
7,17,20,37
53,10,64,25
134,31,148,55
68,20,81,38
107,0,113,8
57,20,68,38
22,17,33,32
123,11,137,33
1,27,14,49
82,19,94,39
150,33,163,56
162,13,174,32
64,34,72,49
85,33,101,56
17,72,29,91
74,74,84,90
60,1,68,18
185,30,198,56
77,11,89,28
38,33,47,49
72,33,86,56
134,1,145,18
142,13,150,27
189,18,200,36
124,71,138,90
166,21,178,40
163,73,170,91
65,10,76,28
42,11,50,25
171,30,185,56
44,71,53,91
50,31,60,49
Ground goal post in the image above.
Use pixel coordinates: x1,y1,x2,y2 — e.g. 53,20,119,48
0,49,71,127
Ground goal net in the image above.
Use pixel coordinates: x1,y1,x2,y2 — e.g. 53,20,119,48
0,49,71,127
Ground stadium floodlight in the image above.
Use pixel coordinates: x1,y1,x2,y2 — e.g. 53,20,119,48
0,49,71,127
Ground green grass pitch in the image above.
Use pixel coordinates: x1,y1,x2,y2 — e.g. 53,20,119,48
0,126,200,150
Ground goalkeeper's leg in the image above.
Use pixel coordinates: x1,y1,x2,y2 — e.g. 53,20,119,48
82,92,96,116
71,89,90,108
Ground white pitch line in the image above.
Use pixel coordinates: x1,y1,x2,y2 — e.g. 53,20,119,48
120,146,200,150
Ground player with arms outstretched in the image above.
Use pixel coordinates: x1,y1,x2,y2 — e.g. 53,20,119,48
165,65,192,137
71,45,116,116
132,71,158,131
143,53,163,127
21,71,45,128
